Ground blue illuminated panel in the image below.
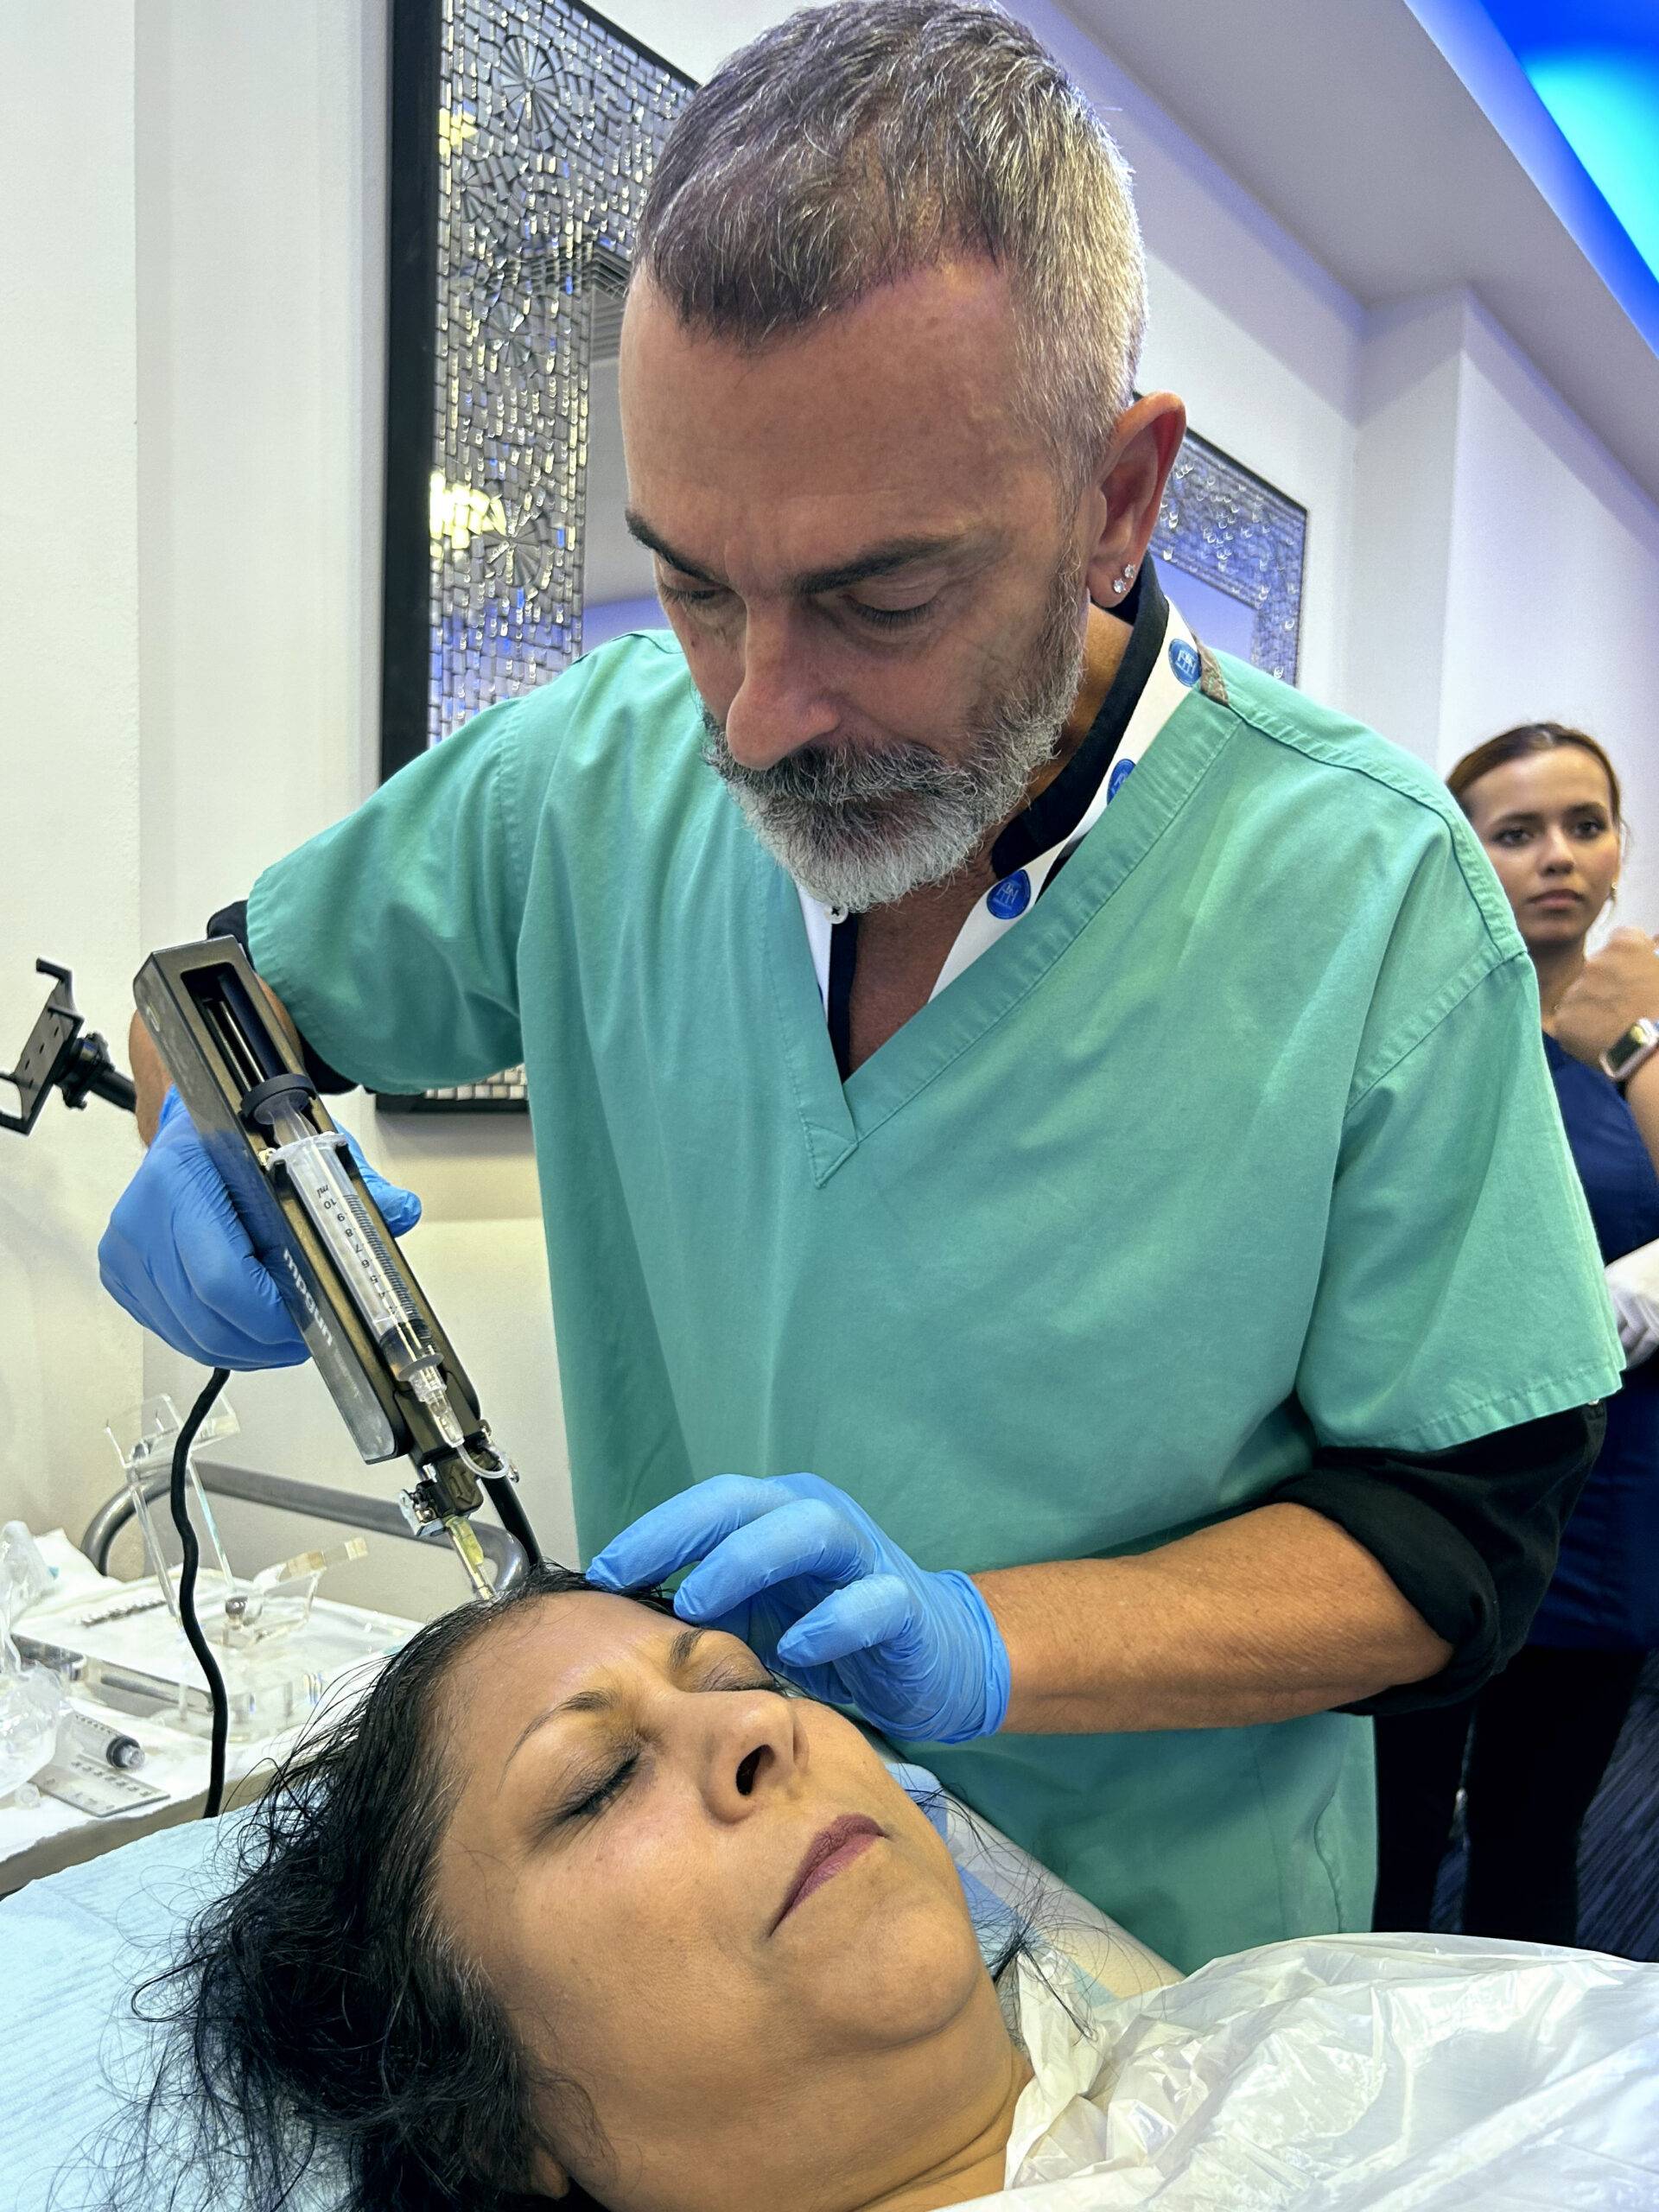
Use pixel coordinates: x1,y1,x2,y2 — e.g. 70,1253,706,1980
1481,0,1659,282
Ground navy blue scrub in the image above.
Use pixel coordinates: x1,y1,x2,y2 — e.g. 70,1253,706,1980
1373,1035,1658,1943
1533,1037,1659,1651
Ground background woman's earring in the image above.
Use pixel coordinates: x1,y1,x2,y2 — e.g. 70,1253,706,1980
1110,561,1138,598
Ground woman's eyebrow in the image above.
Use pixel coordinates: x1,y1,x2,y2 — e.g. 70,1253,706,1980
499,1624,710,1776
1490,804,1605,829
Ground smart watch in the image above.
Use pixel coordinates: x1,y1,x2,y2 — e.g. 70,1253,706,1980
1599,1018,1659,1086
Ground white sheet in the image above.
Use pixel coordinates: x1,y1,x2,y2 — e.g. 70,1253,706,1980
984,1931,1659,2207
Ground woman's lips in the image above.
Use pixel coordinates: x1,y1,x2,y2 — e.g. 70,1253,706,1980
772,1815,884,1930
1530,891,1583,910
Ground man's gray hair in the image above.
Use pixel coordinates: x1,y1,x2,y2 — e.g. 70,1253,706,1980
633,0,1148,495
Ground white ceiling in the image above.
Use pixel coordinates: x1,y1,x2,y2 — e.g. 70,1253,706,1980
1060,0,1659,506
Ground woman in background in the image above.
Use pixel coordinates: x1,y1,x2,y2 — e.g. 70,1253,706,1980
1374,721,1659,1945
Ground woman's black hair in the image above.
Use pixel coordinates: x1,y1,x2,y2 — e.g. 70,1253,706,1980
109,1563,666,2212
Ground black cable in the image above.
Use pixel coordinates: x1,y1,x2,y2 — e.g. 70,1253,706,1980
168,1365,232,1818
481,1470,541,1570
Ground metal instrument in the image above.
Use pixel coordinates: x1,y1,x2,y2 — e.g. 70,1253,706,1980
134,938,540,1596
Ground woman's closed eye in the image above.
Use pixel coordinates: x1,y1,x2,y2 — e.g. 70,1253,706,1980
561,1753,640,1824
553,1672,785,1827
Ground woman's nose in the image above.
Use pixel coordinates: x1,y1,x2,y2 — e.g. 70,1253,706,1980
1539,829,1574,873
701,1688,801,1820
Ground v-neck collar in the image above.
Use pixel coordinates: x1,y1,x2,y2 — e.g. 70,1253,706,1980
760,646,1232,1186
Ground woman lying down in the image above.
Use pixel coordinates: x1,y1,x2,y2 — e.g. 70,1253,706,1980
122,1567,1658,2212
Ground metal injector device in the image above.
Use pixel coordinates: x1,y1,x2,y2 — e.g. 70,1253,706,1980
135,938,540,1598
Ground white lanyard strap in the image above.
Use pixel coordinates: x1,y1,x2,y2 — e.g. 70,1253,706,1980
926,597,1202,1000
796,595,1206,1014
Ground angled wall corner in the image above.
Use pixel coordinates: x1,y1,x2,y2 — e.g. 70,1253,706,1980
1436,296,1659,919
1344,281,1659,925
1344,293,1471,766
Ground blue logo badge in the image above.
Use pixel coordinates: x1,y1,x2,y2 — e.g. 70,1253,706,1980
1107,758,1135,803
987,870,1032,919
1169,638,1201,687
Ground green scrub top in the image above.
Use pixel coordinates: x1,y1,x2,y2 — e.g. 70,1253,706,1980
249,631,1621,1971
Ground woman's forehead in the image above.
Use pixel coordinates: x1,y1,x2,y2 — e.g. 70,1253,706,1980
1471,749,1613,817
478,1588,688,1701
435,1596,759,1847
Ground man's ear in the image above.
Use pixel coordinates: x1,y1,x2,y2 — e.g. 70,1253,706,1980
1080,392,1186,608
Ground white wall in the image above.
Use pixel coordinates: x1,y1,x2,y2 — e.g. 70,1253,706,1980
1344,294,1466,764
1440,300,1659,925
5,0,1659,1614
0,5,145,1538
1340,283,1659,917
124,0,573,1616
1020,0,1365,711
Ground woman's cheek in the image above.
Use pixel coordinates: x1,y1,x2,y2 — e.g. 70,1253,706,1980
588,1802,713,1936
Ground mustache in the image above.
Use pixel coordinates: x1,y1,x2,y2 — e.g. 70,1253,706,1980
699,715,985,809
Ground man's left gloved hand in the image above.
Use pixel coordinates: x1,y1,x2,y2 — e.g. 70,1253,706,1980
585,1471,1010,1745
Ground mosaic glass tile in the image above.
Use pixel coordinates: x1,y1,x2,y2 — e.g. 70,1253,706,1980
429,0,691,746
380,0,690,1110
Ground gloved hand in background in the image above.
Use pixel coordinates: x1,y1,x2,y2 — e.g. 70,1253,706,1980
98,1087,421,1370
587,1471,1011,1745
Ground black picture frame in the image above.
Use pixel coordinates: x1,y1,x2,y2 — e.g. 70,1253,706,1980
381,0,443,786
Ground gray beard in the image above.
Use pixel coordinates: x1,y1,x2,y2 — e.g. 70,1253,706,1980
699,563,1087,912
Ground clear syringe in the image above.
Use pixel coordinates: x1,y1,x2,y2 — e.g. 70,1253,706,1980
255,1098,495,1597
259,1101,434,1382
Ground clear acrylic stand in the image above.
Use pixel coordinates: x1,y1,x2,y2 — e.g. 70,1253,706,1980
105,1395,241,1624
17,1399,413,1738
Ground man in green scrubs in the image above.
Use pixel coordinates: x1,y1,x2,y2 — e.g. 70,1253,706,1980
102,2,1620,1970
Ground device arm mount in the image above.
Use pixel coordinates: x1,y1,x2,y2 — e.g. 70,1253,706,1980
1,960,137,1135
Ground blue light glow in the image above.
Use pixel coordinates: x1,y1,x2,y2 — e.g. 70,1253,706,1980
1481,0,1659,282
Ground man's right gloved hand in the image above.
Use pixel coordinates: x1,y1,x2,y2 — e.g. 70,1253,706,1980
99,1088,422,1370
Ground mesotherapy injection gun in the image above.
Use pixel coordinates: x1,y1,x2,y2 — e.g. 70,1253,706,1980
135,937,541,1599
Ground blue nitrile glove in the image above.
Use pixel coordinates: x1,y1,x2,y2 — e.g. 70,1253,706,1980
98,1087,422,1370
586,1472,1011,1745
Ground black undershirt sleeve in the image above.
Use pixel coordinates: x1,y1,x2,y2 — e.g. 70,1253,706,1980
205,899,357,1095
1267,1401,1606,1715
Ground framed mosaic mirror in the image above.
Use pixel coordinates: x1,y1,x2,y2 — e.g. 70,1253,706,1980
378,0,691,1110
378,0,1306,1110
1149,427,1306,683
